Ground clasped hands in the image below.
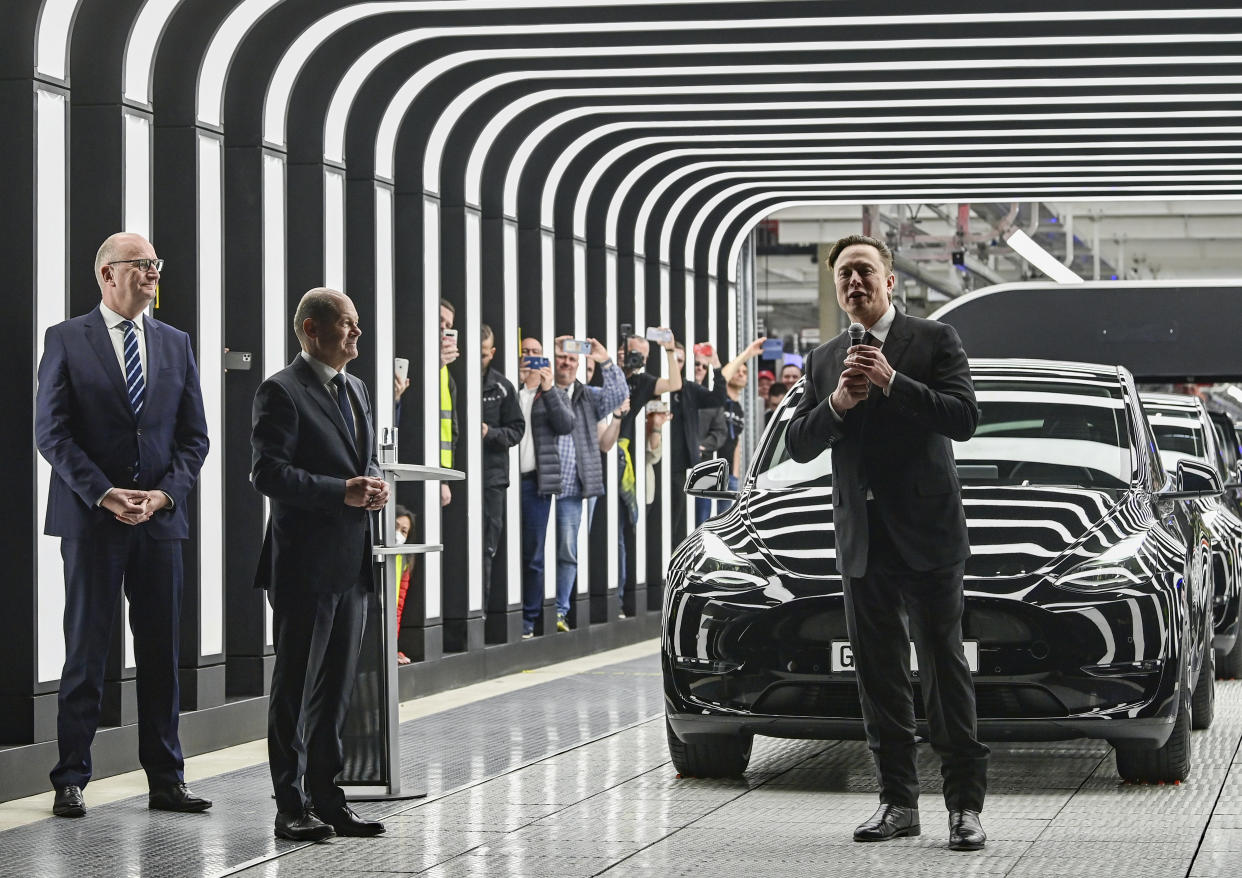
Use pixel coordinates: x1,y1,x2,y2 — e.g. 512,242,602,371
103,488,169,525
346,476,390,511
830,344,894,414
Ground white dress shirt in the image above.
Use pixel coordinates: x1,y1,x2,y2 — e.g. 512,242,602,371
99,302,147,381
299,351,362,447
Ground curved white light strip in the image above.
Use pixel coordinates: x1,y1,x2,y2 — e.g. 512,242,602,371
198,0,283,127
603,122,1242,250
553,125,1242,237
651,160,1242,268
434,57,1242,194
715,188,1242,287
34,0,83,81
463,75,1242,203
123,0,183,105
360,21,1242,171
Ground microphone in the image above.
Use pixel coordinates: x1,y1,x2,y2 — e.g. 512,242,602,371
848,322,865,347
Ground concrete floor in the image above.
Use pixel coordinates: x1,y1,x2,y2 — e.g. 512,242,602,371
1,640,1239,878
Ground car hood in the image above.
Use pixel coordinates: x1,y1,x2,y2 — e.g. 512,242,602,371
731,485,1132,580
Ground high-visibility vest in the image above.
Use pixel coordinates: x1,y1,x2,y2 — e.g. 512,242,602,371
439,365,453,467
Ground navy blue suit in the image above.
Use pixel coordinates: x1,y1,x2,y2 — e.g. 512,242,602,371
35,306,209,790
251,355,379,816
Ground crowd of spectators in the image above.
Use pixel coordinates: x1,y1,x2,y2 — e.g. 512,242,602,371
396,321,805,643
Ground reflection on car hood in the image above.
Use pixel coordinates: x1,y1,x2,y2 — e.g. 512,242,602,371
732,485,1133,580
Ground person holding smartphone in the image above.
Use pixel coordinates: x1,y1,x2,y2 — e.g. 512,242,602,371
478,324,525,623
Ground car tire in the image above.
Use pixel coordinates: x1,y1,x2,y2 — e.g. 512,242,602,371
1192,643,1215,730
666,717,752,777
1114,695,1192,783
1216,640,1242,679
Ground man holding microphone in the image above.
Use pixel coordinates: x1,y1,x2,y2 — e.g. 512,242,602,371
786,235,988,852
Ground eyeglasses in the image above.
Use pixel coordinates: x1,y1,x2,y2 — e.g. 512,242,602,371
108,258,164,272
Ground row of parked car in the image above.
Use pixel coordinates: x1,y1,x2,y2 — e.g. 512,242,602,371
663,357,1242,784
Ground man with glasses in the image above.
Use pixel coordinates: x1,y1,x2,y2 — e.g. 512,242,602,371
36,233,210,818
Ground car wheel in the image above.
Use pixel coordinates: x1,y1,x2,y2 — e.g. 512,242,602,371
666,716,752,777
1192,642,1215,730
1217,639,1242,679
1114,695,1192,783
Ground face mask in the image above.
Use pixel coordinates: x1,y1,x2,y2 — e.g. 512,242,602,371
393,532,407,545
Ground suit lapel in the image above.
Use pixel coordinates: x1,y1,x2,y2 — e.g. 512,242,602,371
879,310,914,375
84,309,134,420
292,356,358,455
140,317,163,425
345,373,371,468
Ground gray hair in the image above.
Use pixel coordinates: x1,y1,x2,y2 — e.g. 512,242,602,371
293,288,345,348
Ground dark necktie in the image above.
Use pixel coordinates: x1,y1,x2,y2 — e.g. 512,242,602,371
121,320,145,481
863,331,880,349
331,373,356,450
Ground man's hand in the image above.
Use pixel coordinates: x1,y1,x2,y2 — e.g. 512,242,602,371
537,365,554,391
102,488,150,525
829,366,871,414
394,371,411,401
143,491,170,517
588,337,610,363
613,398,631,418
345,476,388,508
744,336,767,360
845,344,895,390
440,333,459,367
654,327,676,352
440,483,451,507
481,422,489,438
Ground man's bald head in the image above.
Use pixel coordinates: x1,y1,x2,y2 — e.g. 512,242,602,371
94,233,149,291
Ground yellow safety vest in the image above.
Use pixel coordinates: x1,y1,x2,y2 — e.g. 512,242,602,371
439,365,453,467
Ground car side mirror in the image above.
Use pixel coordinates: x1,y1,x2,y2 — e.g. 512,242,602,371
1166,459,1223,499
684,458,734,499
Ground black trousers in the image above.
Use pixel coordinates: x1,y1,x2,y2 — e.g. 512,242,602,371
51,529,184,790
481,484,507,615
267,581,367,816
842,503,989,812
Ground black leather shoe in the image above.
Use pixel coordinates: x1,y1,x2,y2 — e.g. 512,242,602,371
853,804,920,841
148,783,212,812
52,785,85,818
949,809,987,851
314,804,386,837
275,810,336,842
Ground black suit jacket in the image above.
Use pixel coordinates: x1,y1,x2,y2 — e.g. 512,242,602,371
251,355,380,594
786,311,978,578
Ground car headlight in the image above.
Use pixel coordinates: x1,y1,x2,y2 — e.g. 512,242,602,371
1049,534,1149,591
689,531,767,588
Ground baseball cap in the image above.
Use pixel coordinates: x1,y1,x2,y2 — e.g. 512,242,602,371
758,369,776,381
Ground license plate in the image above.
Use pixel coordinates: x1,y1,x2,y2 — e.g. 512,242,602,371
830,641,979,673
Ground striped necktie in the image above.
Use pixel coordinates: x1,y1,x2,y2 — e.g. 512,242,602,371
121,319,144,481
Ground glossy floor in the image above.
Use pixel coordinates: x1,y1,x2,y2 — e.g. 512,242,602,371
1,641,1239,877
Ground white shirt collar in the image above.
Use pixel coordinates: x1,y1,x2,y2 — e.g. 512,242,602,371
866,303,897,343
99,302,144,332
300,350,345,384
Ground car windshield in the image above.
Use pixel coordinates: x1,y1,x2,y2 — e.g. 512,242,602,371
1143,406,1209,473
752,374,1133,491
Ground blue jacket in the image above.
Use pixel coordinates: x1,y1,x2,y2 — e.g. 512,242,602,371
35,307,209,540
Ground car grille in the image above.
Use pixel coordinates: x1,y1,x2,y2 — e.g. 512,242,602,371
751,681,1069,719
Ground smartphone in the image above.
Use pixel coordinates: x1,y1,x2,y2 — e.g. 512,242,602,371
645,399,670,413
393,357,409,382
523,356,550,370
561,339,592,355
645,326,674,344
761,338,785,361
442,328,458,342
693,342,713,358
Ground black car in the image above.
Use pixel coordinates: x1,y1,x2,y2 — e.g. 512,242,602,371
664,359,1221,784
1141,393,1242,679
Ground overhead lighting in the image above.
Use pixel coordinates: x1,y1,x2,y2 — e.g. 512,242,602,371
1005,229,1084,284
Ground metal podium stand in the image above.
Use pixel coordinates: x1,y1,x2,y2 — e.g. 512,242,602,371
341,433,463,801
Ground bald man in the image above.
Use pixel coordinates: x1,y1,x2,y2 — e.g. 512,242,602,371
35,233,211,818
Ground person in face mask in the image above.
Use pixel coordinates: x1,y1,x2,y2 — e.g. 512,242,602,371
393,506,414,664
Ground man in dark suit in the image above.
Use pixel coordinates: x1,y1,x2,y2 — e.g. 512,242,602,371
786,235,988,852
35,232,211,818
251,288,389,842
